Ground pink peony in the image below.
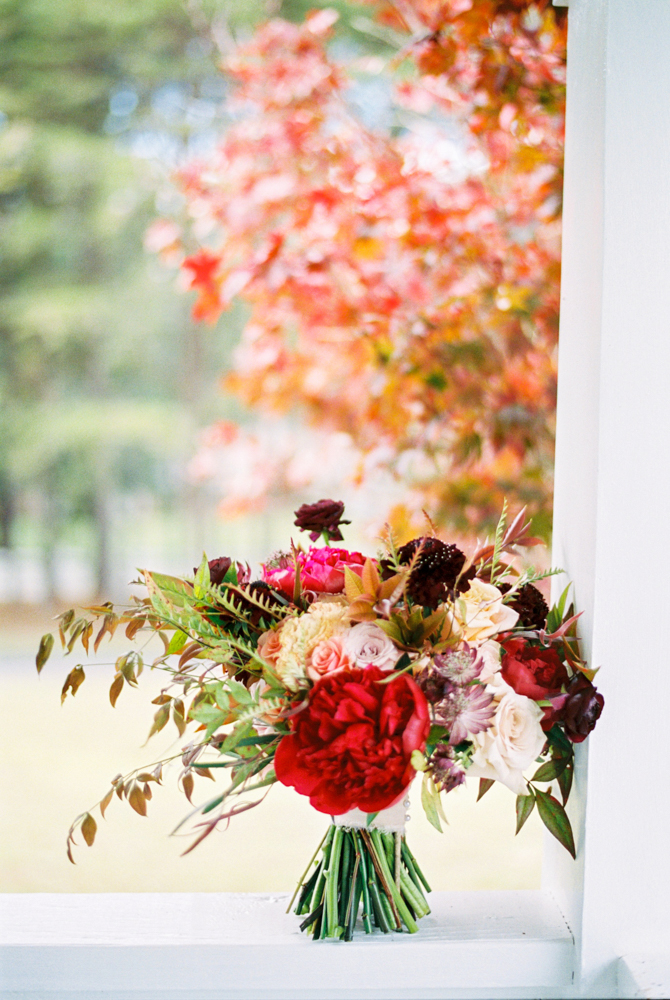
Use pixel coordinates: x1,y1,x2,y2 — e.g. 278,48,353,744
263,546,366,599
306,636,353,681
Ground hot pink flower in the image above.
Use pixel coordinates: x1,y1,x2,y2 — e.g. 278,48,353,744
263,546,366,598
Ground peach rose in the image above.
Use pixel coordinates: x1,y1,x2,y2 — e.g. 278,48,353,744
257,627,283,665
306,636,353,681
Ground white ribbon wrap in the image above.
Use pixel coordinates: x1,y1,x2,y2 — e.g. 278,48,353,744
332,796,409,834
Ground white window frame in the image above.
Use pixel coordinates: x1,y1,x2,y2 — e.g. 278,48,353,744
4,2,670,996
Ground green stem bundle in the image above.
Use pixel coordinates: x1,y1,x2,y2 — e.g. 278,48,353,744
294,824,431,940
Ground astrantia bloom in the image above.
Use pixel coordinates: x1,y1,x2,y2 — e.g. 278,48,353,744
274,666,430,814
433,645,482,685
263,546,365,598
433,682,495,745
431,744,466,793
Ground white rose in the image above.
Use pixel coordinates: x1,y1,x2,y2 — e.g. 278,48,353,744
467,684,545,795
478,639,502,683
343,622,399,671
450,579,519,643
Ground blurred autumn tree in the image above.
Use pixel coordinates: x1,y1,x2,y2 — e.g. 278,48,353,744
165,0,565,540
0,0,273,596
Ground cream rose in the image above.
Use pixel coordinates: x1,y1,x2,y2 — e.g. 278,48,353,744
450,579,519,643
343,622,399,671
467,676,546,795
478,639,503,683
306,636,353,681
275,600,349,689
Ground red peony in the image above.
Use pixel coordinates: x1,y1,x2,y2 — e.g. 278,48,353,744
263,546,365,598
275,666,430,814
501,638,568,700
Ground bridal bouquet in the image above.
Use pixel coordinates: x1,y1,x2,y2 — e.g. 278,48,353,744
37,500,603,941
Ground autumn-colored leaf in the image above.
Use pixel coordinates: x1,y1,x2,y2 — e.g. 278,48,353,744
81,813,97,846
109,673,123,707
61,666,86,704
128,784,147,817
477,778,495,802
100,789,114,820
182,772,194,804
36,633,54,674
148,703,170,739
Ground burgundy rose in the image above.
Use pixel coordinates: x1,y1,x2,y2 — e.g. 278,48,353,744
195,557,250,587
294,500,350,542
275,666,430,815
206,557,232,586
561,672,604,743
501,637,568,700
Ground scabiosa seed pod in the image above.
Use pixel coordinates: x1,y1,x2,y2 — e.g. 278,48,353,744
395,537,473,607
499,582,549,629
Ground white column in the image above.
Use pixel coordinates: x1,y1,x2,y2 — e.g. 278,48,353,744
550,0,670,996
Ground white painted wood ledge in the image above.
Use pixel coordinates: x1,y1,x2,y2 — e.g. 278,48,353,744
0,891,575,999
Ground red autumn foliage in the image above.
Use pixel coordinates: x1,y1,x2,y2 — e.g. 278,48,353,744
274,665,430,814
161,1,566,537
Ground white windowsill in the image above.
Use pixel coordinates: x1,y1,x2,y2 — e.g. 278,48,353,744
1,890,574,999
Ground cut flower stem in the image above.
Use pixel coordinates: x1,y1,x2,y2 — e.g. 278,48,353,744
293,824,430,940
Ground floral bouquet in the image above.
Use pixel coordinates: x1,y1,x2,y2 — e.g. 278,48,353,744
37,500,603,941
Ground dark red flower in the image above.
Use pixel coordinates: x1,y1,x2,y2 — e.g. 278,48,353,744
206,557,232,586
275,666,430,815
561,672,604,743
294,499,350,542
502,637,568,700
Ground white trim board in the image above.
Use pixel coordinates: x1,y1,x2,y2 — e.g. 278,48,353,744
0,891,575,999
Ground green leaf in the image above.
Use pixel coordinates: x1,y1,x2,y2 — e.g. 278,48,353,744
531,756,569,783
227,679,253,705
190,703,228,740
546,725,573,755
515,792,535,834
219,720,253,754
426,724,449,753
420,772,443,832
477,777,495,801
36,632,54,673
194,553,211,598
366,812,379,827
534,787,576,858
557,761,574,806
167,630,189,655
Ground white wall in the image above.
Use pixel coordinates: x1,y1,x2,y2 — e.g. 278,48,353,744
550,0,670,995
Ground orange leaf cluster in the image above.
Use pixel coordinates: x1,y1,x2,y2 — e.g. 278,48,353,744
168,2,565,536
